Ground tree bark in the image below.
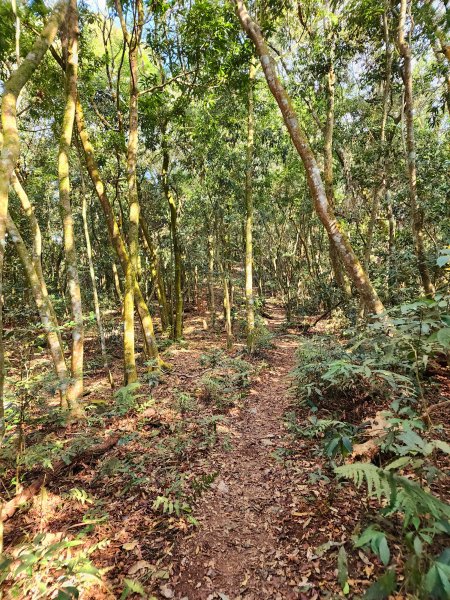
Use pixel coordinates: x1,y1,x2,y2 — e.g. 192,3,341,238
233,0,385,316
58,0,84,415
364,4,392,271
162,145,183,340
115,0,144,381
207,233,216,328
11,171,63,347
397,0,435,298
245,59,256,352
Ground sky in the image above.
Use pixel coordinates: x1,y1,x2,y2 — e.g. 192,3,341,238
84,0,106,15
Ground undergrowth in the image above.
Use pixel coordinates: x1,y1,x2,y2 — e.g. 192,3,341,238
290,295,450,598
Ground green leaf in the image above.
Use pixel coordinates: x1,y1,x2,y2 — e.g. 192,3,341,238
437,255,450,267
425,550,450,599
434,440,450,454
437,328,450,348
385,456,410,470
337,546,349,592
363,569,396,599
413,535,423,556
342,436,353,455
122,579,146,598
378,536,390,566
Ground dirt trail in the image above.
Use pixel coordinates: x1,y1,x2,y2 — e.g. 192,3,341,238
170,310,300,600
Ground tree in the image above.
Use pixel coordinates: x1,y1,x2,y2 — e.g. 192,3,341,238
233,0,385,315
396,0,435,298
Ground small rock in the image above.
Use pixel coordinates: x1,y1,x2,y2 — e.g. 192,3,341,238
261,438,274,446
160,584,174,599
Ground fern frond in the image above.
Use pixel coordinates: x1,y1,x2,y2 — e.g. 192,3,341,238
335,463,391,502
389,475,450,523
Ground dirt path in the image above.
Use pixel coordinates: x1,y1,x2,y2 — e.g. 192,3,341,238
169,311,301,600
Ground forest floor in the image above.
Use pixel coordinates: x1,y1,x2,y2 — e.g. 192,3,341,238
2,300,449,599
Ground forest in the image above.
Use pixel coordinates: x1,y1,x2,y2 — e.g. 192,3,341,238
0,0,449,597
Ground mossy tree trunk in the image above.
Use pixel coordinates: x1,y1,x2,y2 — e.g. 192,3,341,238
234,0,385,316
58,0,84,416
6,214,70,405
74,99,163,368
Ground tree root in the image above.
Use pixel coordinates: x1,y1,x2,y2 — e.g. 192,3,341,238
1,433,120,522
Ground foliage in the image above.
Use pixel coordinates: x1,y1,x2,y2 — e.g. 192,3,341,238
292,296,450,596
0,533,104,599
198,352,253,409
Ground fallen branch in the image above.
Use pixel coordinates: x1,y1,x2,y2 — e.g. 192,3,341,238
301,300,344,333
1,434,120,522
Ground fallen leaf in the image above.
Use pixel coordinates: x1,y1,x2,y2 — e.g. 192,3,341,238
128,560,152,575
122,540,139,551
160,584,174,598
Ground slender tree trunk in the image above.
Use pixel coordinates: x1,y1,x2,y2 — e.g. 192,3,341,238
58,0,84,415
218,219,233,349
80,165,114,388
6,214,69,404
234,0,385,315
0,0,68,441
11,171,63,346
207,233,216,328
74,98,163,367
387,190,397,294
162,146,183,339
364,4,393,271
110,262,122,301
323,22,351,297
397,0,435,298
245,59,256,352
220,259,233,350
140,216,170,331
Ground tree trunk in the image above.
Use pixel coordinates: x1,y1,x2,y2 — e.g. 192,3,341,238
323,23,351,297
162,146,183,340
364,4,393,271
112,261,123,302
11,171,63,347
207,233,216,328
0,0,68,441
245,59,256,352
397,0,435,298
74,99,163,368
58,0,84,416
140,217,170,331
6,214,69,405
79,163,113,388
115,0,144,382
234,0,385,316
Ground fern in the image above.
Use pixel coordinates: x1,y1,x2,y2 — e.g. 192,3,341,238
336,463,450,525
389,475,450,525
335,463,392,502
